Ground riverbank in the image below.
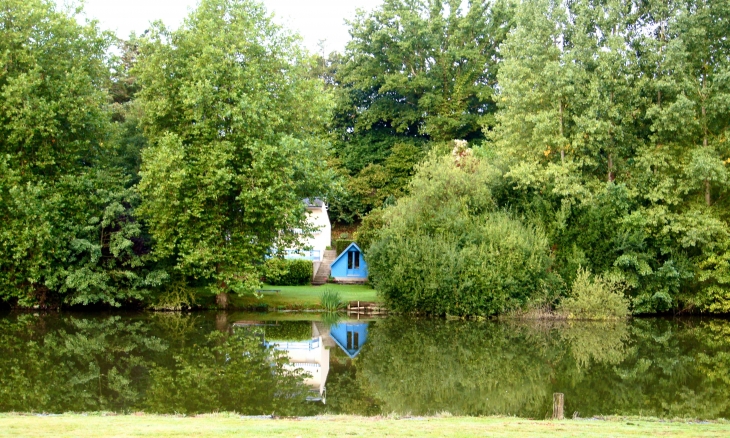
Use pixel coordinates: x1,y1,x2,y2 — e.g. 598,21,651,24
226,284,380,311
0,414,726,437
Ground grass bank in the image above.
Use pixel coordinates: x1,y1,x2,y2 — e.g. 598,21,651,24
0,414,726,437
228,284,379,311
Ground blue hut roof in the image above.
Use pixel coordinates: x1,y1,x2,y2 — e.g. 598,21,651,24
331,242,362,266
329,322,368,358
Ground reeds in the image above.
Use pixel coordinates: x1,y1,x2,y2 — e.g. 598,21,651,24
319,288,343,312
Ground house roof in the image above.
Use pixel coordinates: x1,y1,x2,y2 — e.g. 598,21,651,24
303,198,324,208
329,322,368,358
330,242,363,267
330,334,362,359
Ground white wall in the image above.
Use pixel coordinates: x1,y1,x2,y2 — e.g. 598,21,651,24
280,337,330,396
304,205,331,254
283,202,332,261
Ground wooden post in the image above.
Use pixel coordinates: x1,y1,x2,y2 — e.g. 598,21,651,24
553,393,564,420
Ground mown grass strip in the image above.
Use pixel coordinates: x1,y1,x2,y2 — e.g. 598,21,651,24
0,414,727,437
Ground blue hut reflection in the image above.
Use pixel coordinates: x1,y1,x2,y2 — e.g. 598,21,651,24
329,322,369,358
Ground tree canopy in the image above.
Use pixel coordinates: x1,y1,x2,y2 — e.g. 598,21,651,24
134,0,333,301
0,0,728,315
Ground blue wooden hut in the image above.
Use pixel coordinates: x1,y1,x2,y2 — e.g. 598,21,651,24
329,242,368,283
329,322,369,358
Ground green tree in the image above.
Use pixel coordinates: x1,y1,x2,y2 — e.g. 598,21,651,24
489,0,730,314
134,0,333,304
327,0,515,222
0,0,162,307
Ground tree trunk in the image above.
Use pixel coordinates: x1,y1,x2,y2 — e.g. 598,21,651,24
608,154,615,182
215,312,229,333
553,393,565,420
559,100,565,163
216,292,229,309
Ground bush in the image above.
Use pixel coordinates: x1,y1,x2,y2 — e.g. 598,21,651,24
557,268,630,320
367,151,555,317
369,213,554,316
262,258,313,286
335,239,355,255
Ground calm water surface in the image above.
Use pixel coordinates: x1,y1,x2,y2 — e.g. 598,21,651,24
0,311,728,418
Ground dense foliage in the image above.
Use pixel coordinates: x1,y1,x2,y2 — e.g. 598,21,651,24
135,0,332,301
485,0,730,314
0,0,330,309
262,258,313,286
365,0,730,316
0,0,728,314
326,0,515,222
0,0,164,308
557,268,630,320
368,147,556,316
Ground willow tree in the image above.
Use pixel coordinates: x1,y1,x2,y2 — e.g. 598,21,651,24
135,0,332,304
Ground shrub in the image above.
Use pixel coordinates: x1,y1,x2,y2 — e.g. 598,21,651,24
262,258,313,286
335,239,355,255
150,280,197,311
557,268,630,320
369,213,554,316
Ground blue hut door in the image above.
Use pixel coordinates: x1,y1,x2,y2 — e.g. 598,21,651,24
346,249,361,276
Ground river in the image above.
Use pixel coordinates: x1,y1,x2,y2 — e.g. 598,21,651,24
0,311,727,419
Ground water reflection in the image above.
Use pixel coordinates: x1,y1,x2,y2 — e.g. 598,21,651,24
230,319,373,403
330,322,369,358
232,320,333,403
0,312,728,419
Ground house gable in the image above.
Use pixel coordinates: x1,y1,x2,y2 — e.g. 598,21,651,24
330,242,368,280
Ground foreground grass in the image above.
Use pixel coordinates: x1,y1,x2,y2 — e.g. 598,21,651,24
0,414,727,437
230,284,379,310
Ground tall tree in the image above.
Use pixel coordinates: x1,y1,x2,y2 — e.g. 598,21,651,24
0,0,162,308
491,0,730,313
134,0,333,305
328,0,515,221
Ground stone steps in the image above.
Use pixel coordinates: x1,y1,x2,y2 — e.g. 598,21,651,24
312,250,337,285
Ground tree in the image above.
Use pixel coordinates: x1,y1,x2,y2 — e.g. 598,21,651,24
0,0,162,308
490,0,730,313
327,0,515,222
367,144,556,316
134,0,333,304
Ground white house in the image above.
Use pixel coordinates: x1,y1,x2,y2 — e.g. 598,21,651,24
284,198,331,262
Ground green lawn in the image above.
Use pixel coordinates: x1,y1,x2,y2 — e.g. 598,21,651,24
229,284,380,310
0,414,726,437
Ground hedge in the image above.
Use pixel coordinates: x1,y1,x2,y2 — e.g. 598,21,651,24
335,239,355,256
262,258,313,286
264,321,313,341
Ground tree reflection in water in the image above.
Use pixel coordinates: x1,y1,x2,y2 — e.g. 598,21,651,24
342,318,730,419
0,312,729,419
0,313,318,415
